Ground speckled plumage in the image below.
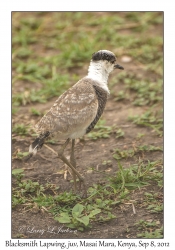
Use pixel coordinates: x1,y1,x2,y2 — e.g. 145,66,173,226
29,50,124,157
34,77,107,141
28,49,124,197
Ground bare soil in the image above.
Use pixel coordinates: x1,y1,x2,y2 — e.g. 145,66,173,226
12,95,163,239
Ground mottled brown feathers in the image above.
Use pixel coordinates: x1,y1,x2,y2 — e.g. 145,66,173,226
35,78,108,139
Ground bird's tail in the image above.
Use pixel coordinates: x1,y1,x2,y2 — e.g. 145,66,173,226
27,131,50,160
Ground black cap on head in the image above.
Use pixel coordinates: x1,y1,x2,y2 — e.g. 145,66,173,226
92,50,116,64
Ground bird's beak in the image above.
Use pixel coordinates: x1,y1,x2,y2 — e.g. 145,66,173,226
114,64,124,70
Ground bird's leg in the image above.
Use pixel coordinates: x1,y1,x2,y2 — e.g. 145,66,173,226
58,138,70,155
58,139,87,198
70,139,77,192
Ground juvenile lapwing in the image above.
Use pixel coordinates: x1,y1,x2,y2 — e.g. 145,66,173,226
28,50,124,197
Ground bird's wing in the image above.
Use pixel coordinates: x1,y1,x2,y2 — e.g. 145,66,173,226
35,78,98,136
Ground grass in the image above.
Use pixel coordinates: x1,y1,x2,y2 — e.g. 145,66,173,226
113,145,163,160
12,12,163,107
112,72,163,106
30,107,42,116
12,123,35,137
12,150,30,160
12,169,118,230
137,227,163,238
12,123,29,136
87,119,124,140
135,220,163,238
128,110,163,136
12,157,163,231
12,73,70,106
144,192,163,213
109,160,163,191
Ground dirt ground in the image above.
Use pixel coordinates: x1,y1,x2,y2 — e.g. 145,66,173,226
12,12,163,239
12,97,163,239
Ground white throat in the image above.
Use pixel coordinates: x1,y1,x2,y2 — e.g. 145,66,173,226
86,61,110,93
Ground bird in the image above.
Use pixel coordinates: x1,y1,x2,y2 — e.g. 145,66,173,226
28,49,124,198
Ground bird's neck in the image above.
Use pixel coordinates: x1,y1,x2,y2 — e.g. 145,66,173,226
86,61,110,93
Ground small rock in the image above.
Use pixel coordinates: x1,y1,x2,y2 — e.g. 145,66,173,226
87,169,93,174
97,163,112,171
121,55,132,63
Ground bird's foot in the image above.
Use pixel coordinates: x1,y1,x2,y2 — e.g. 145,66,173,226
77,178,87,198
72,178,87,198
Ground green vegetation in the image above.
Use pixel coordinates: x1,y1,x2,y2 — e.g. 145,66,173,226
113,145,163,160
12,157,163,231
55,203,101,231
12,150,30,160
12,74,70,106
12,123,29,136
128,109,163,136
137,227,163,238
12,12,163,107
12,168,118,230
30,107,42,116
112,73,163,107
109,160,163,191
87,119,124,140
135,220,163,238
144,192,163,212
12,123,36,138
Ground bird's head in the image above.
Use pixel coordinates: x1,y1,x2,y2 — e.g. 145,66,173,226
92,50,124,74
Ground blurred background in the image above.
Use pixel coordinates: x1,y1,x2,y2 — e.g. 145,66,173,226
12,11,163,108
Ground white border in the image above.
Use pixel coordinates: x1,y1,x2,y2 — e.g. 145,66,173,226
1,1,175,249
